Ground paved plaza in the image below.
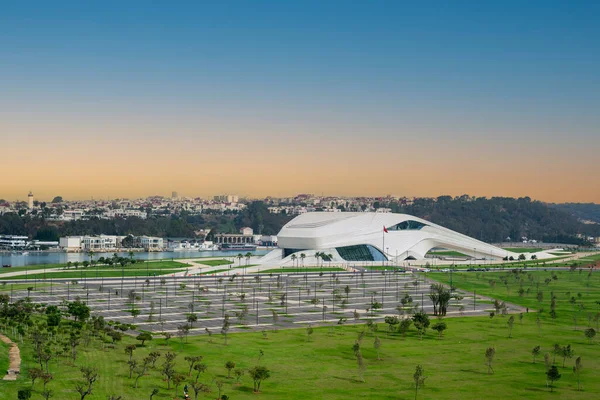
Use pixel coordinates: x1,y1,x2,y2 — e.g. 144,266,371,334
5,271,520,336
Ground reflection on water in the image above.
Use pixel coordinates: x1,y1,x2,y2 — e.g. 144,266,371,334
0,250,271,267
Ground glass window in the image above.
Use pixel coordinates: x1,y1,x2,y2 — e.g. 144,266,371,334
386,220,427,231
336,244,387,261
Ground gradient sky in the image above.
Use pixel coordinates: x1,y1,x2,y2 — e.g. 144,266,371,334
2,1,599,202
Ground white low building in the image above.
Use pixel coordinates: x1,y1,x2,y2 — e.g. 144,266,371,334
262,212,556,266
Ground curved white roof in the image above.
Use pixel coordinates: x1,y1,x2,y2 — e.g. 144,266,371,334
277,212,516,261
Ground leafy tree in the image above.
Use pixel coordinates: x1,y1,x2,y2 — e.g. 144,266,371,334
413,365,426,400
432,321,447,339
248,366,271,393
306,325,314,342
412,312,430,340
485,347,496,374
17,388,32,400
225,361,236,378
67,300,90,322
29,368,43,387
172,373,186,398
374,336,382,360
136,332,152,346
149,388,159,400
398,318,412,338
189,381,211,400
234,368,245,384
584,327,596,344
573,356,583,391
532,346,541,363
561,345,574,368
507,315,515,338
124,345,136,362
546,366,561,392
185,356,203,376
161,352,177,389
384,316,399,333
193,363,207,383
74,367,99,400
187,313,198,327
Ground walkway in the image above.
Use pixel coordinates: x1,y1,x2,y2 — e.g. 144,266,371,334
0,333,20,380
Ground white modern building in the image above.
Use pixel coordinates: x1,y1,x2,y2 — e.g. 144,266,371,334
261,212,554,266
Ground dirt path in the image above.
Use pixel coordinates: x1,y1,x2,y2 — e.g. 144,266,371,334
0,333,20,381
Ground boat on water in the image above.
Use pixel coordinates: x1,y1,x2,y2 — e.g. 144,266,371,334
219,243,258,251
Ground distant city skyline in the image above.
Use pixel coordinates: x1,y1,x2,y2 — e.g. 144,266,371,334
1,189,595,205
2,2,599,203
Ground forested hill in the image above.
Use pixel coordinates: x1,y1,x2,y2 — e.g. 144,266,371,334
0,198,598,245
381,196,600,245
549,203,600,224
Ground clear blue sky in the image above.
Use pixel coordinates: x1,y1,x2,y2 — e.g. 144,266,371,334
2,1,599,201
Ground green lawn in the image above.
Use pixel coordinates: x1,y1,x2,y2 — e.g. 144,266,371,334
0,339,8,377
0,269,186,280
503,247,544,253
0,260,188,275
197,259,234,267
3,265,600,398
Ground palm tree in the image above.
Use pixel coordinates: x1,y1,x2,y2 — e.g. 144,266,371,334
314,252,321,269
67,261,72,270
237,253,243,267
328,253,333,269
87,250,95,265
128,251,135,263
300,253,306,269
291,254,297,272
245,252,252,266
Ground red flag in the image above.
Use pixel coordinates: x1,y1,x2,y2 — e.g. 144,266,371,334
383,226,388,233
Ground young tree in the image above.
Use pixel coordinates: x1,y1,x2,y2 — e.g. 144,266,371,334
485,347,496,374
193,363,207,383
149,388,159,400
432,321,447,339
248,366,271,393
412,312,430,340
573,356,583,391
124,344,136,362
306,325,314,342
561,345,574,368
413,364,426,400
215,379,224,400
584,327,596,344
127,360,138,379
172,373,186,398
163,332,172,346
148,351,161,368
74,367,99,400
234,368,245,385
374,336,382,360
507,315,515,338
225,361,236,378
29,368,43,388
398,318,412,338
531,346,541,363
136,332,152,346
189,381,211,400
185,355,203,376
17,389,32,400
546,366,561,392
161,352,177,389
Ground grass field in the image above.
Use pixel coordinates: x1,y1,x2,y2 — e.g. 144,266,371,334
3,264,600,398
0,269,187,281
503,247,544,253
0,260,188,275
197,259,234,267
0,339,8,378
